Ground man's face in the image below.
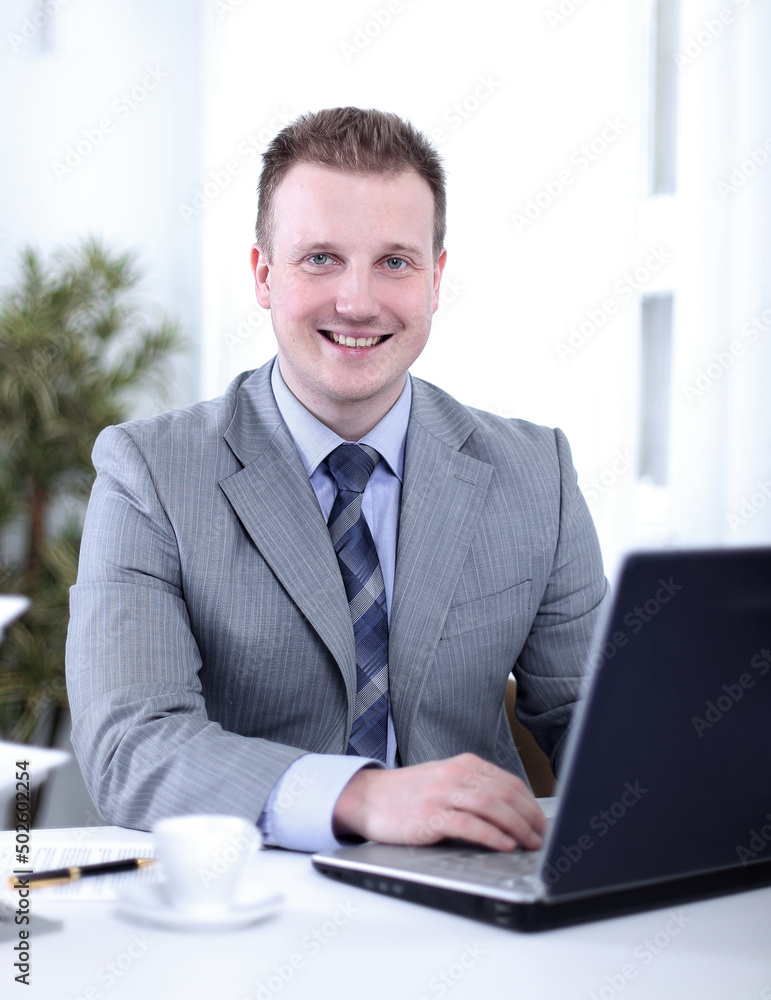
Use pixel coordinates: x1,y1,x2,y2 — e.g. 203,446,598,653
251,163,446,435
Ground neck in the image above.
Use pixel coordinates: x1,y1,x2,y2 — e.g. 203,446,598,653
317,399,393,441
279,364,406,440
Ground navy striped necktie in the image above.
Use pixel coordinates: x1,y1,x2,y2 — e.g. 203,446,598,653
324,443,389,763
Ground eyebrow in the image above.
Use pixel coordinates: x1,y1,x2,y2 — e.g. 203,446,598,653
382,243,429,263
289,241,429,264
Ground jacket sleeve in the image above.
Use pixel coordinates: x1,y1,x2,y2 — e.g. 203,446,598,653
512,427,609,776
65,424,307,830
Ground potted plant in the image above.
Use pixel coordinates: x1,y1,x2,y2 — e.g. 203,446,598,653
0,238,182,744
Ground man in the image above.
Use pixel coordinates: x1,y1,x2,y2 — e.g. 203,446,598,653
66,108,607,854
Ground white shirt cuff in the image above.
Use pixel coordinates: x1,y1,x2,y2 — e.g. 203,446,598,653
258,754,383,853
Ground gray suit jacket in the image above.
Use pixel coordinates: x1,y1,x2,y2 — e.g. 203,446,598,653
66,360,607,830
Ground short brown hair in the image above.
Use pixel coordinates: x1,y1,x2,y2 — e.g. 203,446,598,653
256,107,446,262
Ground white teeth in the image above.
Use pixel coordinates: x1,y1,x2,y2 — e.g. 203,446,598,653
328,331,382,348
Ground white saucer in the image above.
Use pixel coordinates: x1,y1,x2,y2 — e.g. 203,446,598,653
116,880,283,930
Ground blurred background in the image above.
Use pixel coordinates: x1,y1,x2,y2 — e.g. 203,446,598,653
0,0,769,823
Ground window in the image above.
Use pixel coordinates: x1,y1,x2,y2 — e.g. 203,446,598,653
648,0,680,195
638,293,674,485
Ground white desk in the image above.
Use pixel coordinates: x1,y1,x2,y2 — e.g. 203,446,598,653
1,827,770,1000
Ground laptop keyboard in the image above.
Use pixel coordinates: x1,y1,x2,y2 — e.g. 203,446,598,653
410,848,543,897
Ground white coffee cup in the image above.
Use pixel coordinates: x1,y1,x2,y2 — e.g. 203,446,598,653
152,814,262,914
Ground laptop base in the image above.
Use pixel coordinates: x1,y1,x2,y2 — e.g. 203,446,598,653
312,852,771,932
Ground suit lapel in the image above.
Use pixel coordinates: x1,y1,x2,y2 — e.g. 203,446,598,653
389,381,493,759
217,364,494,741
219,365,356,701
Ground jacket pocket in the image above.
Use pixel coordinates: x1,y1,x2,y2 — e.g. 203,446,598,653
441,579,532,638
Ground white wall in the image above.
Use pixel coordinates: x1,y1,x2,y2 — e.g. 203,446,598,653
200,0,646,574
666,0,771,553
3,0,768,829
0,0,203,411
1,0,768,575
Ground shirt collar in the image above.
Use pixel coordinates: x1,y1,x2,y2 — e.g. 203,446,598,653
270,358,411,481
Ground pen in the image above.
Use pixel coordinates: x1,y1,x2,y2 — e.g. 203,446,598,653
6,857,157,889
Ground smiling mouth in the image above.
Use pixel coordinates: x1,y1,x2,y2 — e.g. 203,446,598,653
320,330,390,348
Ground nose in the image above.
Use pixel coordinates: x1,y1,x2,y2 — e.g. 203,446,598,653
334,264,381,321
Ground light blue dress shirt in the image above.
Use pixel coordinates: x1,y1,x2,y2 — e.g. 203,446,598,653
257,360,411,851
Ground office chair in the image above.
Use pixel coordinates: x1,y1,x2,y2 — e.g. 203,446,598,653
504,677,558,798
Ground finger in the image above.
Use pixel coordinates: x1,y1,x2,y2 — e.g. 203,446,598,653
418,808,520,852
499,784,548,837
448,787,545,849
449,758,548,842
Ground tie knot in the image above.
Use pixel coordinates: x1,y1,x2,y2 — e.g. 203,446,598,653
325,443,380,494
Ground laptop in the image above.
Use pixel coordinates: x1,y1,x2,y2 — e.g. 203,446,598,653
312,548,771,931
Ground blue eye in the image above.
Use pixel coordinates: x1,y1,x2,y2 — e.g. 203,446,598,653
309,253,332,265
385,257,406,270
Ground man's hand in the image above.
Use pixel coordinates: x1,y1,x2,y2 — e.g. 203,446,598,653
332,753,546,851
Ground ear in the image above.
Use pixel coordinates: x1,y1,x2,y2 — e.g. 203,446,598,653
431,248,448,312
251,243,272,308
